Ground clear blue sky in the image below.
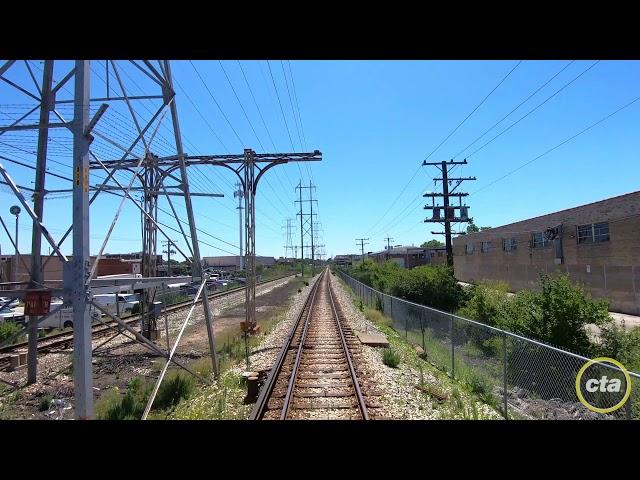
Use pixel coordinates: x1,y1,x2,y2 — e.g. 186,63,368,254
1,60,638,262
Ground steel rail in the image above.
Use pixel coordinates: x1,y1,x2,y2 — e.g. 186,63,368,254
250,269,369,420
280,270,325,419
249,274,322,420
328,276,369,420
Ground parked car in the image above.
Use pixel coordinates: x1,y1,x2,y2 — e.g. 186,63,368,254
0,297,19,309
0,304,24,323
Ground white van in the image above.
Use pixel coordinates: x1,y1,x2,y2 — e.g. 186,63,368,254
38,299,101,330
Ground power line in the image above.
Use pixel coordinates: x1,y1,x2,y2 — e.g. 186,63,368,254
465,60,600,159
364,61,522,237
172,74,230,152
237,61,277,152
267,61,298,165
284,60,314,184
217,61,294,218
237,61,296,192
281,60,303,151
188,60,245,148
471,92,640,197
218,60,265,151
287,60,308,149
424,60,522,161
453,60,576,159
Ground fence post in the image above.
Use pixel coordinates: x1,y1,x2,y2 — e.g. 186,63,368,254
503,332,508,420
420,309,426,354
405,307,408,340
450,314,455,379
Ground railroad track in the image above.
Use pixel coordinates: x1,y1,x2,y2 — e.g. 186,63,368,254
0,273,297,368
250,268,377,420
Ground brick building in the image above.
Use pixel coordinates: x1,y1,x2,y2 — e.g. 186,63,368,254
333,254,361,267
369,246,448,269
0,254,144,284
452,191,640,314
203,255,276,272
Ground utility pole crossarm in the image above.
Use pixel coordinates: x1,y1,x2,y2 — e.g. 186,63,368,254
432,177,477,182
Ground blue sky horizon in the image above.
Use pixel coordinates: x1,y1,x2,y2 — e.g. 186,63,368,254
1,60,638,262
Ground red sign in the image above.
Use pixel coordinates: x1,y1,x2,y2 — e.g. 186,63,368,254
24,291,52,316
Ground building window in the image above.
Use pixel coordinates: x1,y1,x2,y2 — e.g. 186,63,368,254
481,241,493,253
503,237,517,251
465,244,474,255
531,232,549,248
577,222,610,244
437,251,443,257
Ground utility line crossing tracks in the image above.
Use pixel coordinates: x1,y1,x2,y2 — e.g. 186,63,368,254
250,269,382,420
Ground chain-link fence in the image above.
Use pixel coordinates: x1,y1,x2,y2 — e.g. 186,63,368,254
338,270,639,420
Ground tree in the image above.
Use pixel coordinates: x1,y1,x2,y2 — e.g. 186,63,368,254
467,221,491,233
421,239,444,248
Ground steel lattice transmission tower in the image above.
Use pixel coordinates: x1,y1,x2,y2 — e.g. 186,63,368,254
282,218,295,264
0,60,230,418
295,180,318,277
234,182,244,270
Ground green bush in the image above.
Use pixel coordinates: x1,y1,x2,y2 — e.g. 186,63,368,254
0,321,22,344
390,264,466,312
157,292,189,306
382,347,401,368
495,274,611,355
456,274,611,356
38,394,53,412
464,371,496,406
96,378,152,420
153,371,195,411
130,303,142,315
349,260,465,312
457,281,510,327
598,324,640,373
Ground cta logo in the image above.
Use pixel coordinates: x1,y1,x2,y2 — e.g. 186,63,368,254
575,357,632,414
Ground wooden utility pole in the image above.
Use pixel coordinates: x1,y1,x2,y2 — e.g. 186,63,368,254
384,236,394,260
355,238,369,264
423,159,475,267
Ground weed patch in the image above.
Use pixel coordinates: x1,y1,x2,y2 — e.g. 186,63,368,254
382,347,401,368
